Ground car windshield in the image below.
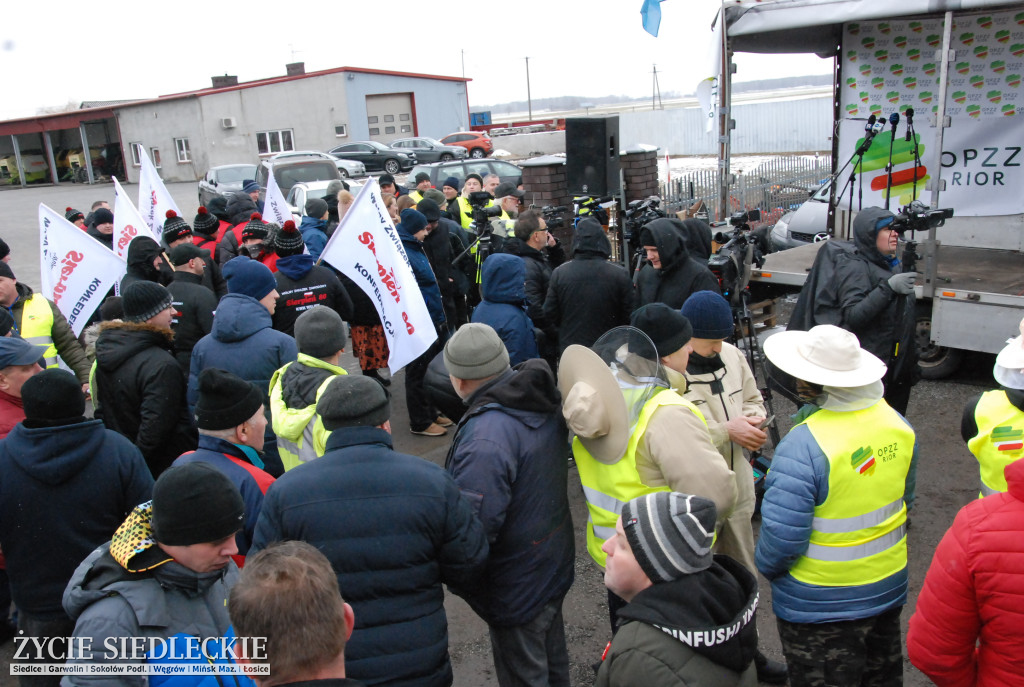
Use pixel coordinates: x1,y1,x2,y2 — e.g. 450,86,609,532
274,162,339,188
218,166,257,183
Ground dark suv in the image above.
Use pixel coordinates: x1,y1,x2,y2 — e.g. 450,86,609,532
254,154,341,202
327,141,416,175
408,159,522,189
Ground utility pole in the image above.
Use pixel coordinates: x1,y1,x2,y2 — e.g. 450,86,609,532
461,49,465,78
525,56,533,121
652,64,663,110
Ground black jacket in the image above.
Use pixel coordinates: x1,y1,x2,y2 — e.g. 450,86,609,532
220,193,260,264
636,218,720,309
445,361,575,627
120,237,173,292
273,255,354,337
252,426,489,687
789,208,917,390
93,321,198,476
168,271,217,373
502,237,565,353
544,218,635,352
0,419,153,619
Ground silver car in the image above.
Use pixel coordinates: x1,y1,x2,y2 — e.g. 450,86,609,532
769,180,832,251
272,150,365,179
198,164,258,206
287,180,364,217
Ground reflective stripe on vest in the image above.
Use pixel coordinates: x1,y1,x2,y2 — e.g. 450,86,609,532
269,358,345,471
574,388,708,567
19,295,57,368
788,400,914,587
967,389,1024,498
276,421,319,470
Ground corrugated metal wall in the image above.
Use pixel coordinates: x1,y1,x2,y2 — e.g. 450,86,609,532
618,95,833,155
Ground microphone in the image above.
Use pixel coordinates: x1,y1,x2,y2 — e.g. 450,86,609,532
871,117,885,135
905,108,915,142
864,114,877,132
889,112,900,132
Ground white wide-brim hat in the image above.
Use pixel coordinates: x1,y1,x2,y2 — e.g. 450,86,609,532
994,324,1024,388
557,344,629,465
763,325,887,388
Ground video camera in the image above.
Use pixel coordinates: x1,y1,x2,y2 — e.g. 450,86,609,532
892,200,954,273
708,209,766,307
541,205,568,230
468,191,503,232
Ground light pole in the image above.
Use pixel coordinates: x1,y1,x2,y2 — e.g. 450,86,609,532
525,56,533,121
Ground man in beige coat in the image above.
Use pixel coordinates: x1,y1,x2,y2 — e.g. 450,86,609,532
679,291,787,684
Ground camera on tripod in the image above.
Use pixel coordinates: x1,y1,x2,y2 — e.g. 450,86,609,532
892,200,953,273
708,209,766,307
468,191,503,232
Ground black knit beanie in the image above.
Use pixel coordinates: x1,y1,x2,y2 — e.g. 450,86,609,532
122,282,173,323
630,303,693,357
162,210,192,244
194,368,264,430
274,220,305,257
680,291,734,340
151,463,245,546
193,206,219,237
0,238,10,261
65,207,85,224
241,213,268,242
317,375,390,430
21,369,85,423
621,492,716,582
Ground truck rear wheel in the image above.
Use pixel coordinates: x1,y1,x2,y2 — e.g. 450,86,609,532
916,305,963,379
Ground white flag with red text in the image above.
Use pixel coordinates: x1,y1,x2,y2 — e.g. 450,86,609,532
112,177,156,259
695,12,724,135
318,178,436,372
137,149,181,236
38,204,126,336
263,167,296,227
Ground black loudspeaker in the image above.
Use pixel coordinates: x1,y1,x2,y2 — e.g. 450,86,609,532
566,117,620,196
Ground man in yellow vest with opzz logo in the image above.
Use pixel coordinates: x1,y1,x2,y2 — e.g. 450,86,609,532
962,317,1024,497
0,262,90,388
757,325,918,687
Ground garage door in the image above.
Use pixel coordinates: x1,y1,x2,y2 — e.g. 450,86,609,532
366,94,414,145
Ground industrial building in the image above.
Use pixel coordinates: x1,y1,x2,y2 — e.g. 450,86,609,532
0,64,470,186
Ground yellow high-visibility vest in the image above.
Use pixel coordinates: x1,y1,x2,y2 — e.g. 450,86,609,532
967,389,1024,497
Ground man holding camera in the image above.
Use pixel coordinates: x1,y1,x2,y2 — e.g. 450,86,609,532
505,210,565,367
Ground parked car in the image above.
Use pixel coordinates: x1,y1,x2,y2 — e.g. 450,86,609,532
255,154,341,203
391,137,467,163
769,179,832,252
439,131,493,159
408,159,522,190
327,141,416,175
287,180,363,217
198,164,259,206
271,150,365,179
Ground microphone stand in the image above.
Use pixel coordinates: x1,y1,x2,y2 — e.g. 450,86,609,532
835,133,874,235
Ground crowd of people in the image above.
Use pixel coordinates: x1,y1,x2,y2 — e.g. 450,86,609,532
0,179,1020,687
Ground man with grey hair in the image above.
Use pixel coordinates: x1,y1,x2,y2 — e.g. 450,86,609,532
173,367,274,562
597,492,758,686
444,323,574,687
482,173,501,197
252,374,488,687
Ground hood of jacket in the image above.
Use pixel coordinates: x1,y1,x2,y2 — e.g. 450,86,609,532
481,254,528,305
63,501,231,621
618,555,759,673
125,237,165,282
464,359,561,419
573,217,611,258
280,354,344,411
642,218,690,273
276,254,314,280
211,293,273,343
396,223,425,253
678,218,713,261
5,419,108,486
86,225,114,248
12,281,34,306
226,192,259,226
94,321,174,372
298,215,327,235
853,207,898,269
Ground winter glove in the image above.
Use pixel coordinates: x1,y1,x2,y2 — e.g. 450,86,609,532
887,272,917,295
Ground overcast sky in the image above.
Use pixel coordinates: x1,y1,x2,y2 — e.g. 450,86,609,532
2,0,832,121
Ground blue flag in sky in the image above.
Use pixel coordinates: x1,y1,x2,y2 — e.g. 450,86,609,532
641,0,664,37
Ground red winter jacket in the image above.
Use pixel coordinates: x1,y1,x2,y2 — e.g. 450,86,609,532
907,457,1024,686
0,390,25,440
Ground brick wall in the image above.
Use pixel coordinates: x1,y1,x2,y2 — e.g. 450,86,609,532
520,157,573,245
621,150,659,203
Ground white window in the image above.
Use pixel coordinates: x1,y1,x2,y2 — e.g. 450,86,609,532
129,142,143,166
150,147,161,168
335,124,348,138
256,129,295,156
174,138,191,163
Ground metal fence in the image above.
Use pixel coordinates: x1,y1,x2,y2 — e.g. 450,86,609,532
660,156,832,228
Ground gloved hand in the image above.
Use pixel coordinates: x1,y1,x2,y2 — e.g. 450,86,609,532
888,272,917,295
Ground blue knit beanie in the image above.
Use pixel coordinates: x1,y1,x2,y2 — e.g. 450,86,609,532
680,290,734,340
223,256,277,300
400,209,428,235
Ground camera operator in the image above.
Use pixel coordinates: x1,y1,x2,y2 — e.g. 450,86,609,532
636,218,720,309
453,174,494,231
489,182,523,238
504,210,564,369
791,207,918,415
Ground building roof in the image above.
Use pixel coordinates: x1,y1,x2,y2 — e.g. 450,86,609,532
0,65,470,136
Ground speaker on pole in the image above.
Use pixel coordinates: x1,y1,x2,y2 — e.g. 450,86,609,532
566,117,620,196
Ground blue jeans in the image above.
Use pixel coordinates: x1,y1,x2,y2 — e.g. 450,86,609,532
488,597,570,687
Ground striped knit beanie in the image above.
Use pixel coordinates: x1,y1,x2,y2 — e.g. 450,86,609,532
621,492,716,581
